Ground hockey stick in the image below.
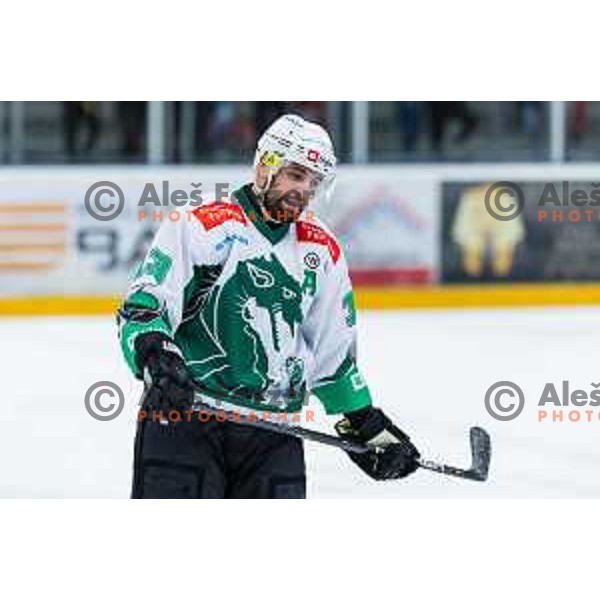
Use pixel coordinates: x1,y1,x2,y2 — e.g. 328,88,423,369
188,395,491,482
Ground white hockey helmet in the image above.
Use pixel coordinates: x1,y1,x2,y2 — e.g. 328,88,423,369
253,113,337,203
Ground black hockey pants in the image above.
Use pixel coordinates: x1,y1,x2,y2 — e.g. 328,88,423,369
131,415,306,499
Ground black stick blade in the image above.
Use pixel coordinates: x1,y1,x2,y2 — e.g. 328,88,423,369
469,427,491,481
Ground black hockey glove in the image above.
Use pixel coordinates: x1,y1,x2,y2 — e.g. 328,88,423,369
335,406,420,480
135,332,195,413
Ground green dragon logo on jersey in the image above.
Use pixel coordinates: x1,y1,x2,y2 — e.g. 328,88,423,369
181,253,305,403
239,255,303,352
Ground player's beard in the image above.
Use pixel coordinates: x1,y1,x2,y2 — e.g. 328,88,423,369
262,187,310,223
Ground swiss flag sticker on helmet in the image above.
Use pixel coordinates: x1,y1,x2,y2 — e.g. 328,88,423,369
307,149,320,163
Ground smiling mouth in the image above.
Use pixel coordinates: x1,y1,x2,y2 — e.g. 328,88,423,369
281,198,303,212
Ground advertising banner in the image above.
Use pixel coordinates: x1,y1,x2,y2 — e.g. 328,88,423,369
325,171,438,285
0,167,439,298
442,180,600,283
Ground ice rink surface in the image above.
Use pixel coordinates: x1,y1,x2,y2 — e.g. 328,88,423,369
2,307,600,498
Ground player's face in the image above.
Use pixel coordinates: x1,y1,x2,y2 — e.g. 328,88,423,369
264,163,323,220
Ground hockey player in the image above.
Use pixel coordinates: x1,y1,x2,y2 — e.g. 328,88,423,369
118,114,420,498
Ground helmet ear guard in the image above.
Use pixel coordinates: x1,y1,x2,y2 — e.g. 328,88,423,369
253,151,284,199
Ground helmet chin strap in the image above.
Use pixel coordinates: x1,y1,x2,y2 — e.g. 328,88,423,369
252,168,279,223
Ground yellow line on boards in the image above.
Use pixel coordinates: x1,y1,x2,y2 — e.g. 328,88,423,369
0,296,121,316
3,284,600,316
354,284,600,310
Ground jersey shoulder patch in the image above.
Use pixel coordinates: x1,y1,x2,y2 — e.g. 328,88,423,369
296,220,341,264
192,202,247,231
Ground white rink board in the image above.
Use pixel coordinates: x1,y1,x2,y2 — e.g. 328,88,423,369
5,162,600,298
0,165,438,296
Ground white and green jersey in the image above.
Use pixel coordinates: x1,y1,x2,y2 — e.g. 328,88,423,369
118,184,372,415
